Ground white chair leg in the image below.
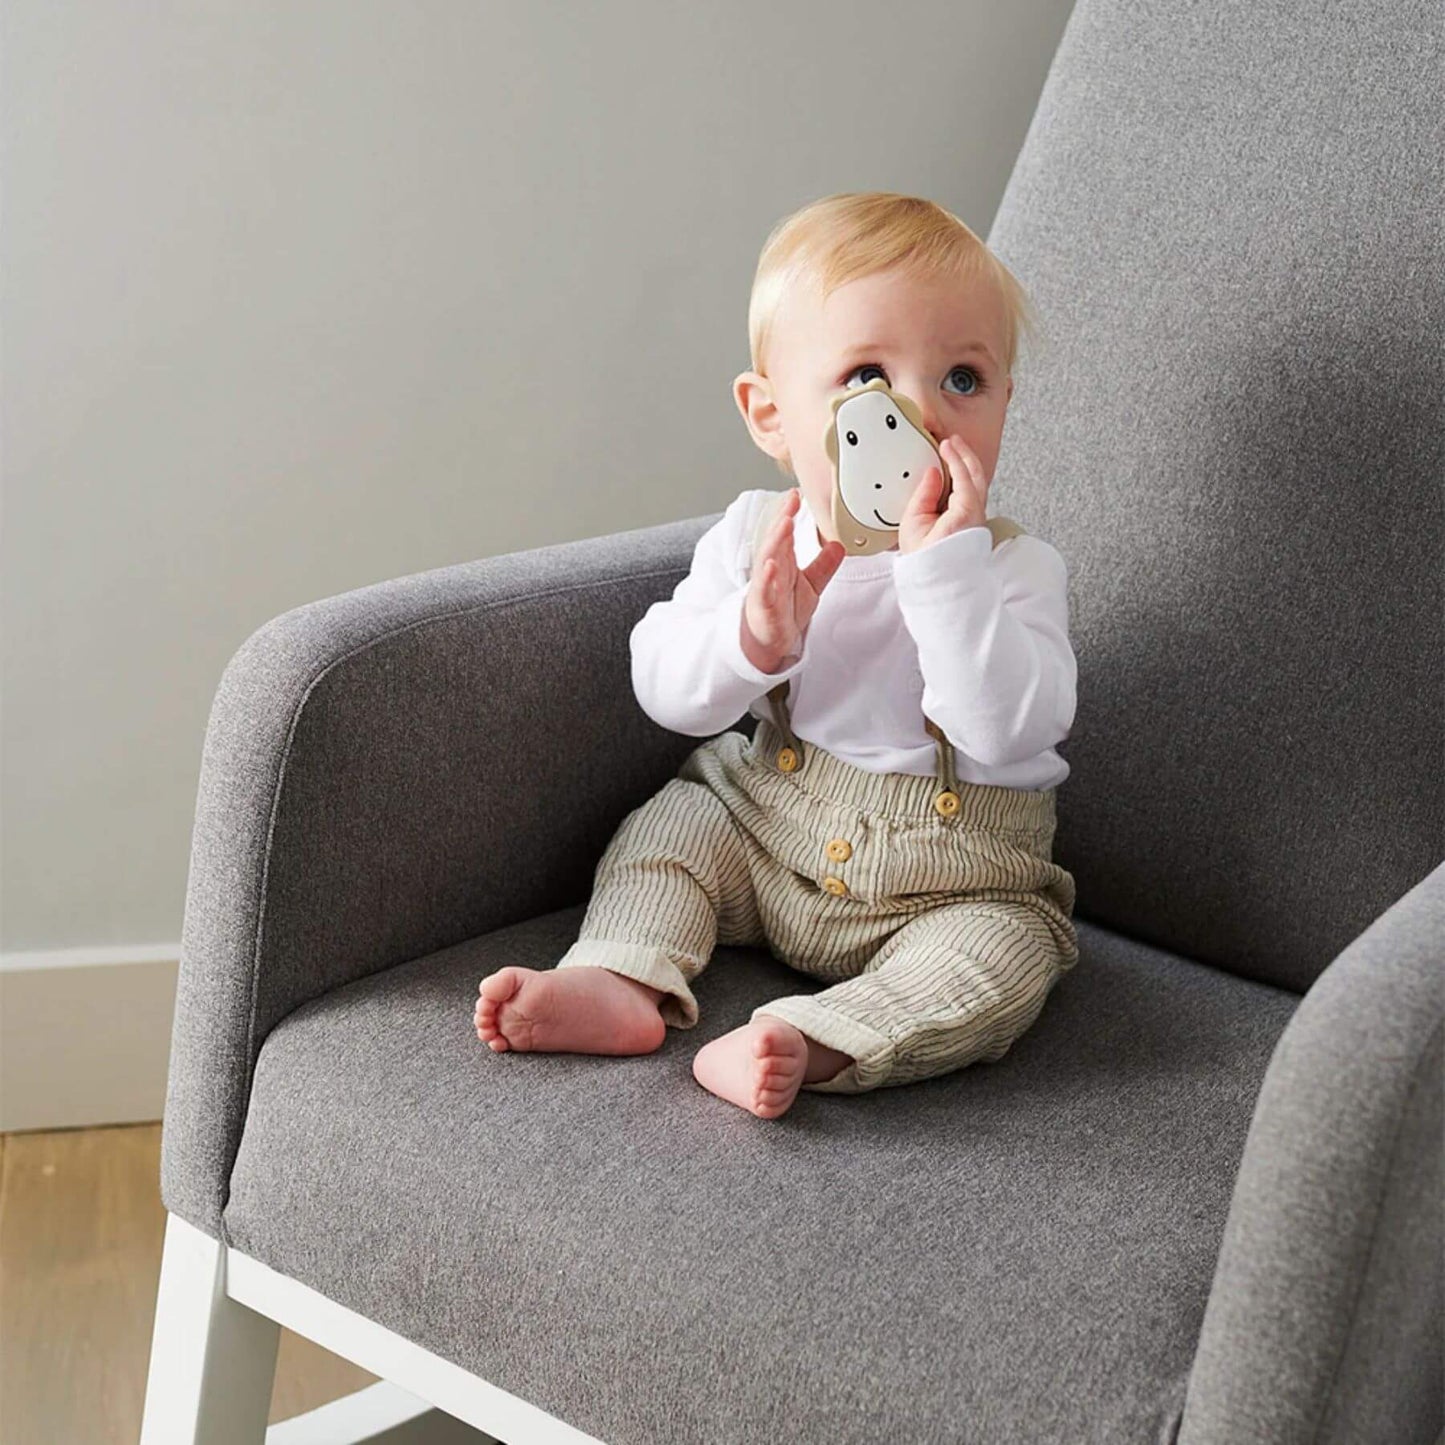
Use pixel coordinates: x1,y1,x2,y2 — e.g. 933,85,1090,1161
140,1211,282,1445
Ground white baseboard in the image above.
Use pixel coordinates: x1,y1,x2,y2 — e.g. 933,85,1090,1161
0,944,179,1132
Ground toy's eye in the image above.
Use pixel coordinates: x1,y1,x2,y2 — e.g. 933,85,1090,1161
845,430,858,446
885,414,897,430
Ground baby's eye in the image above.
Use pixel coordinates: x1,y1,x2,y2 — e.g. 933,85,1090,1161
843,363,888,389
945,366,981,396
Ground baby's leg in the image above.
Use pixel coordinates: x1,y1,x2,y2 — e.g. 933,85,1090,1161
476,765,761,1054
549,771,763,1029
752,896,1077,1095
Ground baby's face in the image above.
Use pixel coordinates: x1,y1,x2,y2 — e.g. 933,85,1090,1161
735,265,1014,545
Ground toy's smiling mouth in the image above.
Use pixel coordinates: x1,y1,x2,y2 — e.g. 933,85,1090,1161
873,509,899,527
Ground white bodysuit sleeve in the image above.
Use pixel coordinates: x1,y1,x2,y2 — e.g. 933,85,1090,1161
630,489,811,737
892,524,1077,769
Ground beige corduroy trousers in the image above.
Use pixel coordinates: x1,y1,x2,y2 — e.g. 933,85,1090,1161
554,716,1080,1094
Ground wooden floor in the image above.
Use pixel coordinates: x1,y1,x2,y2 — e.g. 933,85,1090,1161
0,1121,379,1443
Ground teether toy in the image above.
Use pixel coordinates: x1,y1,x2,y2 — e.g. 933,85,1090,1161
822,378,953,556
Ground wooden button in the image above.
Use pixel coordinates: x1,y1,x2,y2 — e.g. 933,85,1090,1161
822,876,849,897
934,790,960,817
776,747,798,773
826,838,852,862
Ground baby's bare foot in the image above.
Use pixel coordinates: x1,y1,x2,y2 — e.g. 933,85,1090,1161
474,965,667,1056
692,1016,812,1119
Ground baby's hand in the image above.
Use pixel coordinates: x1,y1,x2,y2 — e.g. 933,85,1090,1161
897,436,990,554
740,489,845,673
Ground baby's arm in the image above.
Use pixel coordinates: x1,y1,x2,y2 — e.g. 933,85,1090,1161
893,527,1076,767
630,490,811,737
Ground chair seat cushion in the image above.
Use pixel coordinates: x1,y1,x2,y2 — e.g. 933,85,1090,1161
224,908,1300,1445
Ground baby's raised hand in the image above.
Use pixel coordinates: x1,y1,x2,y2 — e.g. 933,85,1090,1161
897,436,990,554
740,488,846,673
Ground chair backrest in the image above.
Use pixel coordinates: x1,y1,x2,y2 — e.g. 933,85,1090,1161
984,0,1442,991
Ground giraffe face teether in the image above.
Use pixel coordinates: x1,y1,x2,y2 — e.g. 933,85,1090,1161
822,378,952,556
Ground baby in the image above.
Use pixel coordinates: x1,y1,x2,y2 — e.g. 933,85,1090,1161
475,192,1079,1119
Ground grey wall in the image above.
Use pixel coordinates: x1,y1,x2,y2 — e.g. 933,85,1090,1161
0,0,1075,952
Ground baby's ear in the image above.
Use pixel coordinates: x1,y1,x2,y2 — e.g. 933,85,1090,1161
733,371,789,465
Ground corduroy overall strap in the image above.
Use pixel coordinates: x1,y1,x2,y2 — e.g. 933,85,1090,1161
744,489,1027,816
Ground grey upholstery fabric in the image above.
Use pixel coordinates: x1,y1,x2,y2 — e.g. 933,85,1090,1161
1180,861,1444,1444
984,0,1444,995
224,912,1300,1445
160,516,712,1238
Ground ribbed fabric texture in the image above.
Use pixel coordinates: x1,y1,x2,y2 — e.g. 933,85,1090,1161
555,717,1078,1093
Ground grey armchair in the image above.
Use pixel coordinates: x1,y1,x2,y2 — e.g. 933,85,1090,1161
141,0,1442,1441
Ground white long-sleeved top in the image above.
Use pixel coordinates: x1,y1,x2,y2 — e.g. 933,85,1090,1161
630,488,1076,791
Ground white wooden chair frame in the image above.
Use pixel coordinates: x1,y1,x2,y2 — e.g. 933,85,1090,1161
140,1211,606,1445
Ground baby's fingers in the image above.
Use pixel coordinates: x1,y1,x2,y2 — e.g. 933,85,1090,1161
803,538,846,595
754,558,792,626
760,494,799,586
900,465,942,525
942,438,986,507
746,557,801,659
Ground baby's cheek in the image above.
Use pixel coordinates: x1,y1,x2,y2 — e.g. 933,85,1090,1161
797,473,830,516
809,448,833,482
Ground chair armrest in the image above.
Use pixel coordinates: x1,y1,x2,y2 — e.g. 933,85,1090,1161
160,512,717,1240
1179,859,1444,1445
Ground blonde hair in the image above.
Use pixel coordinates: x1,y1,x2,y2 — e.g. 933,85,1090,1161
746,189,1041,387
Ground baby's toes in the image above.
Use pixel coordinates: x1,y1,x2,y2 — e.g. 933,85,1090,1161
479,967,524,1005
756,1061,800,1095
473,987,510,1049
